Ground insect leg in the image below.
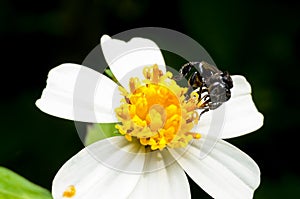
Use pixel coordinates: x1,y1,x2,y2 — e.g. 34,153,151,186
200,107,209,116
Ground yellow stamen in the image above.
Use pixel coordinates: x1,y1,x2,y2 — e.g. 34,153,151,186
115,64,201,150
63,185,76,198
186,132,201,139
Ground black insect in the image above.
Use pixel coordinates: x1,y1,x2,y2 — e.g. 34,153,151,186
175,61,233,115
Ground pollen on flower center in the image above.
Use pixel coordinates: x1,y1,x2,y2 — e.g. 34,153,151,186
115,64,201,150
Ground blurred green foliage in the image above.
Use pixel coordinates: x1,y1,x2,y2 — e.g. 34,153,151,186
0,167,52,199
0,0,299,198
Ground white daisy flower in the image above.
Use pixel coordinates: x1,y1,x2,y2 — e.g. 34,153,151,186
36,35,264,199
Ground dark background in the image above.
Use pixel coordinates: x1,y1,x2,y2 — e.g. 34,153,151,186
1,0,299,198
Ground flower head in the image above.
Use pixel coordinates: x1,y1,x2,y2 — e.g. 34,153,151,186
36,34,264,199
115,64,200,150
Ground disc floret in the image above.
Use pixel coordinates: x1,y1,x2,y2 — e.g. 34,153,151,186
115,64,200,150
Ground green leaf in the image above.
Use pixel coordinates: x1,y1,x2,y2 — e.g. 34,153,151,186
84,123,122,146
0,167,52,199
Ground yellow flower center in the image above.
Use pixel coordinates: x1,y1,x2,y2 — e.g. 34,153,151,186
115,64,201,150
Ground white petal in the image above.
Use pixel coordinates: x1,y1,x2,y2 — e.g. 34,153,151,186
169,137,260,199
230,75,252,98
100,35,166,90
36,63,122,123
129,151,190,199
52,136,146,199
193,75,263,139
